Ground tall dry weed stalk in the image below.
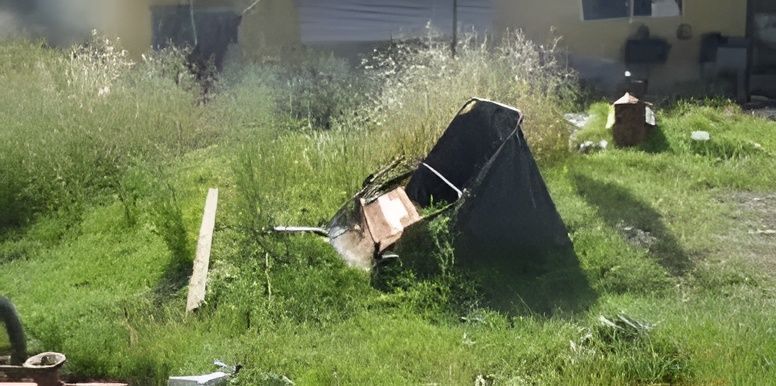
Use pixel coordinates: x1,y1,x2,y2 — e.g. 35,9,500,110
66,30,132,101
354,28,578,160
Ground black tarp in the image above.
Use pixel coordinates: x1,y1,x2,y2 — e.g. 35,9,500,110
404,98,594,314
406,99,517,207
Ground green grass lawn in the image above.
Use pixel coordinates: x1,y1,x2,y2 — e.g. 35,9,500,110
1,38,776,385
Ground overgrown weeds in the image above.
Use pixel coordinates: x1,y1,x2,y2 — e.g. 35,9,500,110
2,27,776,385
0,34,215,229
356,29,578,161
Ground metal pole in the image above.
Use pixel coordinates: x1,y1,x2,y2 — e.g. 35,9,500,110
242,0,263,16
745,0,753,102
189,0,198,46
451,0,458,57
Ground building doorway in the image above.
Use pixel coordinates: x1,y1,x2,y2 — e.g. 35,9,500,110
748,0,776,98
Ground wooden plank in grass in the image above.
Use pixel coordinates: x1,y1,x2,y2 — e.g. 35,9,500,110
186,188,219,313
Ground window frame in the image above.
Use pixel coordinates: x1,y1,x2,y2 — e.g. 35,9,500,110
579,0,683,22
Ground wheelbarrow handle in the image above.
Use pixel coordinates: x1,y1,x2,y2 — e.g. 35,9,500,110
0,296,27,365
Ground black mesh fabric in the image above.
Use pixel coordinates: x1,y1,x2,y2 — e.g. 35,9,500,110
454,127,572,263
405,99,518,206
404,99,594,314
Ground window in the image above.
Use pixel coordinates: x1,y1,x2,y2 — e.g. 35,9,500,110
581,0,682,21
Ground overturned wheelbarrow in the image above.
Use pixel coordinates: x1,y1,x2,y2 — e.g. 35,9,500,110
274,97,573,272
275,159,426,270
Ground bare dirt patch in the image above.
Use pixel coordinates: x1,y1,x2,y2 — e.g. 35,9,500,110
716,192,776,277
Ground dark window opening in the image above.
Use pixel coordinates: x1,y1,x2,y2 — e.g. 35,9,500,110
582,0,682,21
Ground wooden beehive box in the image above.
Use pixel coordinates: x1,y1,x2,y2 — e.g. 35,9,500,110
612,93,653,147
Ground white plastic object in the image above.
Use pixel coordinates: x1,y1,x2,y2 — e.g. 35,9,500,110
691,131,711,141
168,372,229,386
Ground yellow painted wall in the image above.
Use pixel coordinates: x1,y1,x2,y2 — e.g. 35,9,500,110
493,0,747,90
104,0,299,60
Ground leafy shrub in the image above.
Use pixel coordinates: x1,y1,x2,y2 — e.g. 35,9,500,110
222,51,367,131
274,52,366,130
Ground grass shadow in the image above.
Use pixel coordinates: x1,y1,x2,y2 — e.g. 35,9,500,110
392,209,598,317
152,255,193,304
460,246,597,317
573,174,692,275
640,126,671,153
